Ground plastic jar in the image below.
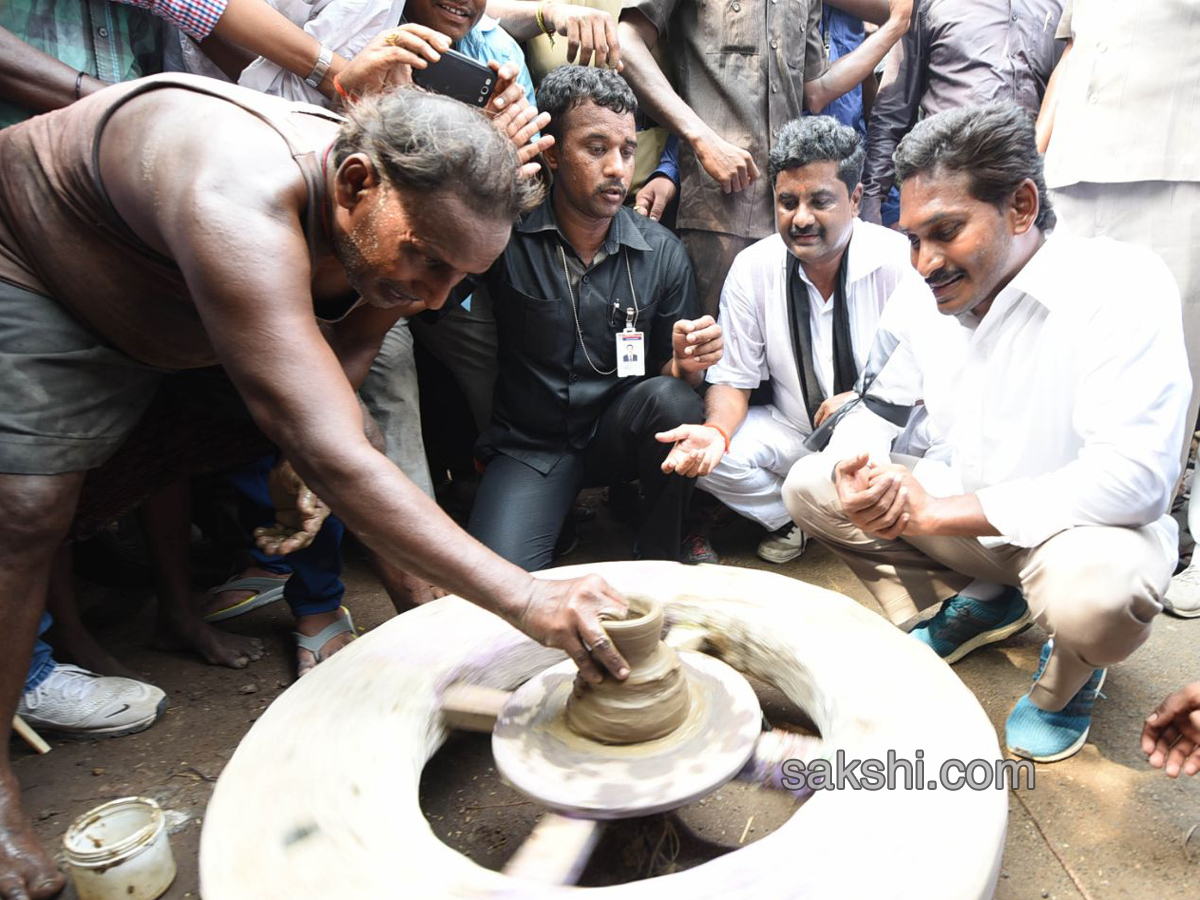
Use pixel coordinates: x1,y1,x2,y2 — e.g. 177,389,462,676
63,796,177,900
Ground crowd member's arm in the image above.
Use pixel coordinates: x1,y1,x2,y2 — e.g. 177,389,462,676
802,0,911,114
634,134,678,221
131,122,629,684
618,9,758,193
1036,37,1073,153
860,8,925,224
827,0,891,25
0,26,107,113
487,0,621,69
1143,682,1200,778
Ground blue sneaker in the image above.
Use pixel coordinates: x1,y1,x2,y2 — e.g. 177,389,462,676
1006,641,1106,762
910,587,1031,664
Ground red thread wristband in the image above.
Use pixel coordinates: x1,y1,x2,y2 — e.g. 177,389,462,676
333,73,357,104
703,423,731,453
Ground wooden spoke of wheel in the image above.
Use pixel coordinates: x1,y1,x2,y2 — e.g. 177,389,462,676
503,813,605,885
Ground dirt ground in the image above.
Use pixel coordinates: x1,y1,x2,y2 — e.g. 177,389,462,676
13,495,1200,899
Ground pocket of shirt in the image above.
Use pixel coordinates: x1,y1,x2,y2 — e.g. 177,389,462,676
499,283,564,361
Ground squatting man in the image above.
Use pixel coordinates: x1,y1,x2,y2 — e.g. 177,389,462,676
657,115,928,565
784,103,1190,764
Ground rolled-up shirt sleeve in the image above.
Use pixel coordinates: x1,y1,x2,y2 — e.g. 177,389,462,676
705,257,768,391
977,261,1190,548
119,0,228,42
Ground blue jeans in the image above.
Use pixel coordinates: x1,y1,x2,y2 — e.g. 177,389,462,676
228,455,345,618
25,612,55,693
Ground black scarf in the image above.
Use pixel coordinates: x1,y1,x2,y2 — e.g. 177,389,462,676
786,249,857,429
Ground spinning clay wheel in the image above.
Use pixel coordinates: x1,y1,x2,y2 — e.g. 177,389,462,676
200,562,1008,900
492,596,763,818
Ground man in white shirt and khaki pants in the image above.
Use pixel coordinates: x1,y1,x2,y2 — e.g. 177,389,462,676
784,103,1191,763
655,116,928,564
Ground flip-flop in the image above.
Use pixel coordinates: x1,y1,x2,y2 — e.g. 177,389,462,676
202,576,288,623
293,606,357,674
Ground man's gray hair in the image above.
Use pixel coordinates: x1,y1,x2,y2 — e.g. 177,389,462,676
893,103,1055,230
768,116,865,194
332,87,542,219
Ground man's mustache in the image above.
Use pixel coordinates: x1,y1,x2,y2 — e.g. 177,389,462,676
925,266,966,288
789,226,823,240
597,181,627,197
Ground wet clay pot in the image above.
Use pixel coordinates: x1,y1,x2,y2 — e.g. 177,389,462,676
564,596,691,744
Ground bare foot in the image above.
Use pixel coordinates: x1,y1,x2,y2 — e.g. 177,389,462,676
152,615,265,669
0,770,65,899
197,567,288,621
294,609,357,678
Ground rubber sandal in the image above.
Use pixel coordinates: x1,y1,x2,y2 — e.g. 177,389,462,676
202,576,288,623
293,607,357,671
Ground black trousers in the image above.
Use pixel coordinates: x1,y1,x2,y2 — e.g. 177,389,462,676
468,376,704,570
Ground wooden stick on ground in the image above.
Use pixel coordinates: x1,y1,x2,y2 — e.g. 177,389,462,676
12,716,50,754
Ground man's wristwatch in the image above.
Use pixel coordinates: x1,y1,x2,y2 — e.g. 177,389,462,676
305,43,334,88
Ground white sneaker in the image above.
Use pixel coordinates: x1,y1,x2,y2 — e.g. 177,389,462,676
756,524,808,564
17,663,167,738
1164,558,1200,618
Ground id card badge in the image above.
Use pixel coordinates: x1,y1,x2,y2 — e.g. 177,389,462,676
616,330,645,377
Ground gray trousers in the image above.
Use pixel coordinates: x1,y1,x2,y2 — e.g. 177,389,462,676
783,453,1172,711
408,290,498,433
358,318,433,498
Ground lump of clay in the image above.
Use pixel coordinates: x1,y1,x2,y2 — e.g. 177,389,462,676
564,596,691,744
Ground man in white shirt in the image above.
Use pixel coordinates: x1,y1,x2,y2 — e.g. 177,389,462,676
783,103,1191,763
657,115,927,564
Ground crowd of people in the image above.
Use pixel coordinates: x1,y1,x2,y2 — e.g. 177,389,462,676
1,1,1199,896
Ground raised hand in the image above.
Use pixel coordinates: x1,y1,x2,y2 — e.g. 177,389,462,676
485,61,554,177
671,315,723,377
542,3,622,70
336,24,452,100
655,423,727,478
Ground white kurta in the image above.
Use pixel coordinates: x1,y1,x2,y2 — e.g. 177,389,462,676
825,233,1191,558
700,219,931,528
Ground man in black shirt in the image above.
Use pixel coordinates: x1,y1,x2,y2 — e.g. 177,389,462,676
464,66,722,570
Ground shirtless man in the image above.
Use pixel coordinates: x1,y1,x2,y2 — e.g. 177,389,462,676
0,39,631,899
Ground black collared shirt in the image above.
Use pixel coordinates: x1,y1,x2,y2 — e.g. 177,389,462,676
474,194,698,473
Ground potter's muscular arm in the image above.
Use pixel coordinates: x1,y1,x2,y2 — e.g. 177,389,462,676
98,99,630,683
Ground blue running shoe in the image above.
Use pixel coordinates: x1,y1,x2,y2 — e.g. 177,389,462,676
1006,641,1106,762
910,587,1031,664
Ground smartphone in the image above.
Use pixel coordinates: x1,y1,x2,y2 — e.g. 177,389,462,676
412,48,495,108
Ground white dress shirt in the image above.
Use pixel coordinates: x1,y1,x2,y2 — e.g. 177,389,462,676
826,233,1192,555
707,218,930,434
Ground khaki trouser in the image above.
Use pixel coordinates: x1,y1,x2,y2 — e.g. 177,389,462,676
783,454,1171,711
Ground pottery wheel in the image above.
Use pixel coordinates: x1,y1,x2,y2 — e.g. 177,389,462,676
492,650,762,819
